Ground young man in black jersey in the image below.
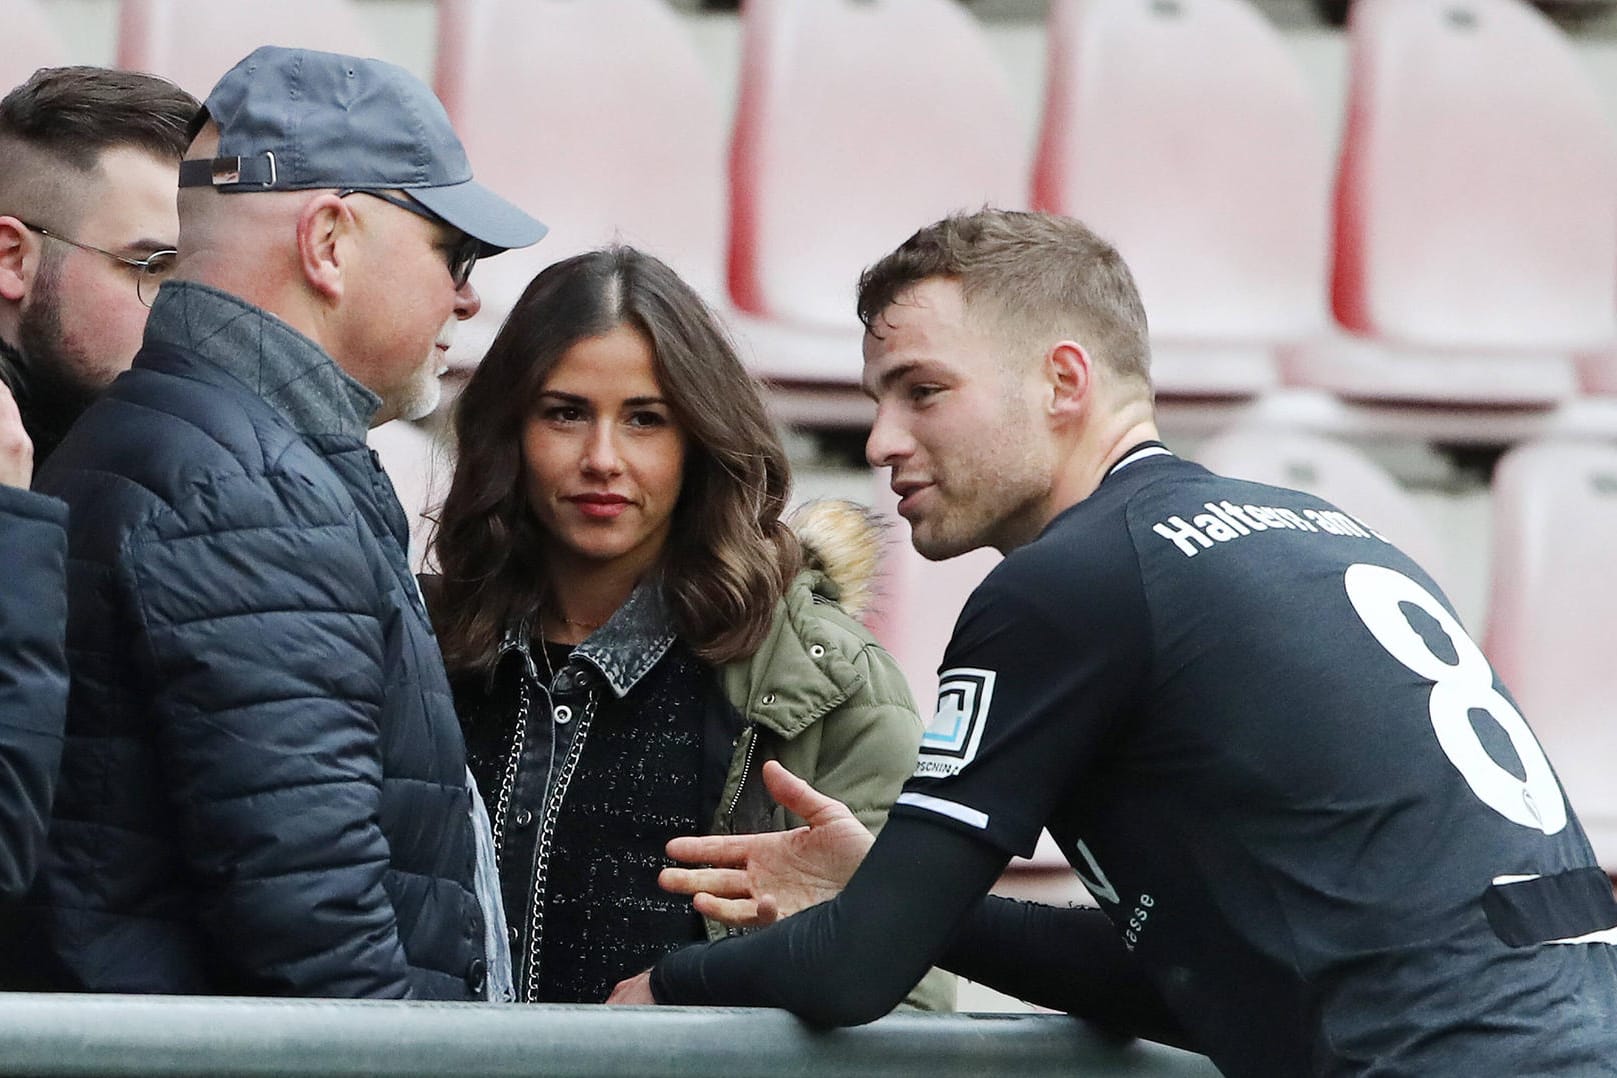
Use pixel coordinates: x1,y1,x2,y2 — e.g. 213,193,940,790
610,209,1617,1077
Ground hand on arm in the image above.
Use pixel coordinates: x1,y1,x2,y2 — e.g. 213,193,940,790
659,760,873,928
0,382,33,489
606,969,656,1005
630,814,1009,1024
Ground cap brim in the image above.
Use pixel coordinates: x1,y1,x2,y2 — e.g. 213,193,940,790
410,179,547,256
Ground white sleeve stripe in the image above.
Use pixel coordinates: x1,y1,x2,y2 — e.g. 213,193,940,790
895,792,990,830
1547,926,1617,946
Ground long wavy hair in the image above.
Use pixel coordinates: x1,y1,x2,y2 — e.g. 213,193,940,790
430,246,801,672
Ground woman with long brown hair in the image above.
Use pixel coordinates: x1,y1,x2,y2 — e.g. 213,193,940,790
428,246,951,1009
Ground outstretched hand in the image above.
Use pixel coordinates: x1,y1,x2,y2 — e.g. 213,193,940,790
659,760,874,928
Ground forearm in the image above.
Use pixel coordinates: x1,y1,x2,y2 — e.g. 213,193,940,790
943,896,1194,1049
653,817,1006,1025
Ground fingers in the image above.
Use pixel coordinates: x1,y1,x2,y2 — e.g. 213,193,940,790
761,759,847,827
0,381,32,490
667,831,767,868
659,865,754,899
606,969,657,1005
691,891,780,929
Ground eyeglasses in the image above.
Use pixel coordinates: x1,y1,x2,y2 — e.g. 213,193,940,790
18,221,178,308
337,189,480,290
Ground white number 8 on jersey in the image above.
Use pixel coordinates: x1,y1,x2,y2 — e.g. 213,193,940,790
1344,563,1566,835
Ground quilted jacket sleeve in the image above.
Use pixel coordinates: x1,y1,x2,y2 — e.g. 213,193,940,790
789,643,924,836
0,485,68,900
125,472,412,998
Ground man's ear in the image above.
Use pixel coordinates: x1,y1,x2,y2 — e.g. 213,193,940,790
0,217,35,303
1045,340,1093,420
296,194,351,304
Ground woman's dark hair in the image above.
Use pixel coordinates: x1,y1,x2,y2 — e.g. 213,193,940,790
430,246,800,671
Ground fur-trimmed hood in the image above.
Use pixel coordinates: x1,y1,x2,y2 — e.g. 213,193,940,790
786,498,887,620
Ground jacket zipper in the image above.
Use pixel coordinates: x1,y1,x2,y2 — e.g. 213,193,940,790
725,724,758,820
520,690,595,1002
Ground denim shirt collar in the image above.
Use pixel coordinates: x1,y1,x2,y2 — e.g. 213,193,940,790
144,280,381,441
495,577,678,699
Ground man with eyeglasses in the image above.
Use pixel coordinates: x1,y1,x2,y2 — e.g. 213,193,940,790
0,66,197,467
7,47,544,1000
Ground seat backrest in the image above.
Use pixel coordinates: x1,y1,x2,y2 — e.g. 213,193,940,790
1034,0,1331,343
862,478,1003,712
1194,429,1453,596
117,0,381,96
433,0,728,366
0,0,68,94
1483,441,1617,866
729,0,1025,330
1332,0,1617,351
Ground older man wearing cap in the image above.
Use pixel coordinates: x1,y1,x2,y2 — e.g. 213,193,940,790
5,47,544,999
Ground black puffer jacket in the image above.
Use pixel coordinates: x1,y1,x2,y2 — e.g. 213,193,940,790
6,282,483,999
0,485,68,901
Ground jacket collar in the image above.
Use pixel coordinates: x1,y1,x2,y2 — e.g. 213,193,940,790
143,280,380,442
495,577,678,700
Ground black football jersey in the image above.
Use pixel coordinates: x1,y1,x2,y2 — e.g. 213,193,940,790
894,446,1617,1077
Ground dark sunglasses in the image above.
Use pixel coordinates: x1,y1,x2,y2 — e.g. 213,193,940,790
337,189,480,289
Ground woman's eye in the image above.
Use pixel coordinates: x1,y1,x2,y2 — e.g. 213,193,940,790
546,405,583,423
627,410,668,428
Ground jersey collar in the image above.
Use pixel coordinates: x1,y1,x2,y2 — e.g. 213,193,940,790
1106,440,1172,478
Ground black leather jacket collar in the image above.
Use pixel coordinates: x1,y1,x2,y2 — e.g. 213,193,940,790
493,576,678,698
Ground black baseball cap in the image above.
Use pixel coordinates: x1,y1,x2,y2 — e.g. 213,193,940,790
178,46,546,255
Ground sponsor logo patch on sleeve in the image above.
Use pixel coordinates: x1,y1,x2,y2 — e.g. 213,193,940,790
914,667,996,778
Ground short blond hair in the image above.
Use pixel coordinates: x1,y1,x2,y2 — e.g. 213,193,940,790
857,209,1151,390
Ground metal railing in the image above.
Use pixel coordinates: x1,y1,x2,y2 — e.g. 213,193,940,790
0,994,1221,1077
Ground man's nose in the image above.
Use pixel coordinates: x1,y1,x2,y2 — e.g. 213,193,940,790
865,403,913,469
454,278,482,320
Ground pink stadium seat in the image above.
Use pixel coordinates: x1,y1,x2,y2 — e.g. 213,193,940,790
432,0,727,371
1193,428,1453,597
117,0,381,96
1033,0,1332,398
1291,0,1617,405
0,1,67,94
1484,441,1617,869
1579,350,1617,396
368,419,452,573
727,0,1025,384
